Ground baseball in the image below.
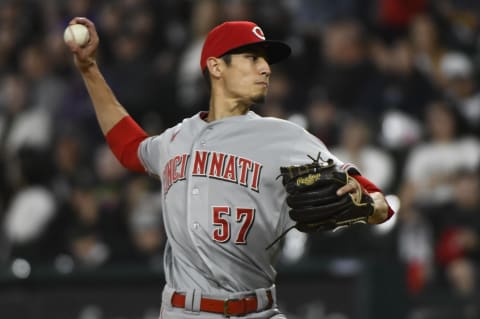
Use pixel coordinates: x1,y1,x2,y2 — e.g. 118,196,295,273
64,24,90,47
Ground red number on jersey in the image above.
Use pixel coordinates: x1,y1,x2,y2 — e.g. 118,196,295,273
235,208,255,244
212,206,231,242
211,206,256,244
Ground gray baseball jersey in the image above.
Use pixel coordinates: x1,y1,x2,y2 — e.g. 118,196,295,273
138,111,343,294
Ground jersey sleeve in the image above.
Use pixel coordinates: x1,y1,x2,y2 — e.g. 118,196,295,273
295,127,366,175
286,126,345,167
137,133,168,177
105,116,148,173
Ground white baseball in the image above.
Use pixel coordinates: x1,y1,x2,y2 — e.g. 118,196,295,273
64,24,90,47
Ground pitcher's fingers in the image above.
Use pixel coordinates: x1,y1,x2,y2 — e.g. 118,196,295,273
336,183,356,196
67,17,78,26
71,16,90,26
73,17,99,48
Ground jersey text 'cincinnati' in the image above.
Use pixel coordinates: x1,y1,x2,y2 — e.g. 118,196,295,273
162,151,262,195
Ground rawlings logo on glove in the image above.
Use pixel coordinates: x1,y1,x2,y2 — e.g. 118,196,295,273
296,173,321,186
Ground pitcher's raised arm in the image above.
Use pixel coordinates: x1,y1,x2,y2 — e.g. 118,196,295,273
65,17,147,173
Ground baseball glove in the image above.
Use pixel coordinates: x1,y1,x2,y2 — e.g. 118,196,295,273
279,155,375,233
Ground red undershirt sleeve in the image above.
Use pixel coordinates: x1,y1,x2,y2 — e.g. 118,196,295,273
105,116,148,173
352,174,395,220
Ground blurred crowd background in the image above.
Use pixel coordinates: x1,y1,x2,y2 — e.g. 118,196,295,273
1,0,480,317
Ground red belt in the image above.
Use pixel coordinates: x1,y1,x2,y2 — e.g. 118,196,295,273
171,290,273,316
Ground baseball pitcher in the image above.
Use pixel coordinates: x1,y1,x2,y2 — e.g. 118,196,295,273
66,17,394,319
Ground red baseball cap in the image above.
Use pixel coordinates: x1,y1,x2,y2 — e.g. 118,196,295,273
200,21,291,71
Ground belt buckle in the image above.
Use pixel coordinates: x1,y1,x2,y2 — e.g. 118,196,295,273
223,297,242,317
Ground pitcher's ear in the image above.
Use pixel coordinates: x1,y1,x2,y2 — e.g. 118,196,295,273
206,57,222,78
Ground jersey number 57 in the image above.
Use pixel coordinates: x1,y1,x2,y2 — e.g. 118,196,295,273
212,206,255,245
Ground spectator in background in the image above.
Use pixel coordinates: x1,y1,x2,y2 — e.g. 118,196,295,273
332,116,395,192
304,88,341,147
125,176,165,270
438,51,480,135
0,74,52,158
51,130,91,205
44,28,74,77
370,37,437,121
376,0,428,40
176,0,222,110
95,1,123,60
430,0,480,54
429,168,480,297
65,179,111,269
406,167,480,318
370,36,435,154
292,0,368,31
317,18,382,115
103,27,156,121
18,44,67,113
46,144,135,269
409,13,447,82
400,99,480,209
396,204,435,295
2,147,57,262
0,0,44,73
61,142,135,268
90,144,133,261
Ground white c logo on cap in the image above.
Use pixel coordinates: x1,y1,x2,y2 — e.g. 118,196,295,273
252,26,266,40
